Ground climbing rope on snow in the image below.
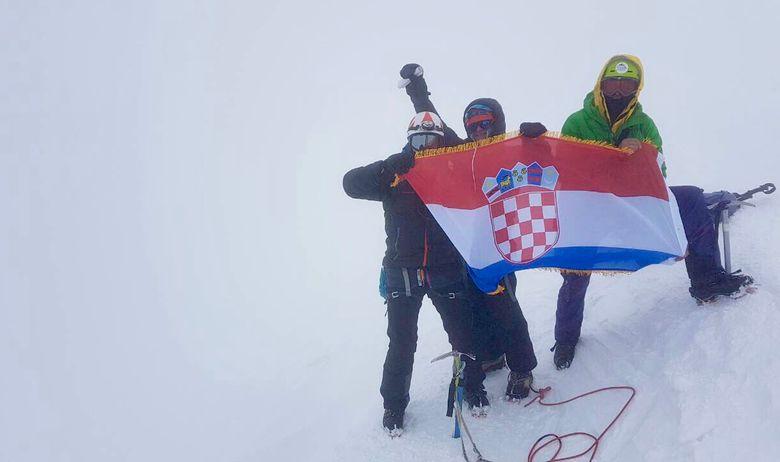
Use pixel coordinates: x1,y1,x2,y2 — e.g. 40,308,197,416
523,384,636,462
433,351,635,462
449,382,635,462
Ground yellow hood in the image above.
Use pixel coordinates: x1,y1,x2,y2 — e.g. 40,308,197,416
593,54,645,134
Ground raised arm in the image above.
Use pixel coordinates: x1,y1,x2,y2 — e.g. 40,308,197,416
399,64,464,144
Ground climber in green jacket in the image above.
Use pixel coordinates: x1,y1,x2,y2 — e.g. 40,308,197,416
552,55,754,370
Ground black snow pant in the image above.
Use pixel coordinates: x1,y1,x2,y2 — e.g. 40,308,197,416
380,265,484,412
473,275,537,373
554,185,722,345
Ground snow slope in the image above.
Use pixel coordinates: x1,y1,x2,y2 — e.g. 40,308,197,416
324,197,780,462
2,1,780,461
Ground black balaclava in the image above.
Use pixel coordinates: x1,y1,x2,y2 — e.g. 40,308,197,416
605,94,634,125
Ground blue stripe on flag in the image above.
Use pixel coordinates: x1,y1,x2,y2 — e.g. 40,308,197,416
467,247,678,293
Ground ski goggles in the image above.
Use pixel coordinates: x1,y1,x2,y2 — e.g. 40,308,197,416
466,118,495,132
409,133,443,151
600,78,639,98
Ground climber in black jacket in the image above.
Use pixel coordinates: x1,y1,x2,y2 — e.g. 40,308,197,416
343,110,487,436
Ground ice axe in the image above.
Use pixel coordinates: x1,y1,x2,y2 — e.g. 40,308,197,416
431,350,475,438
431,350,493,461
735,182,775,201
711,182,774,272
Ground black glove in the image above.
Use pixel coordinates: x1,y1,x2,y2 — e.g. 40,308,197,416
518,122,547,138
398,63,429,98
399,63,423,80
384,144,415,176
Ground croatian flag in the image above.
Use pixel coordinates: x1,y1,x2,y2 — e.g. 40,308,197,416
404,134,688,293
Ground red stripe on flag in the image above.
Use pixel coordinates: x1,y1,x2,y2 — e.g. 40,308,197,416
405,136,668,210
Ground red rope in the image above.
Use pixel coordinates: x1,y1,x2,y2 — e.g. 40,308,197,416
523,385,636,462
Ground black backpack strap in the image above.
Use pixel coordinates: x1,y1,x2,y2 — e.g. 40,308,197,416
503,275,517,303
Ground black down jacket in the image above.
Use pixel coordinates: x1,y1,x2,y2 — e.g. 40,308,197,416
342,151,462,269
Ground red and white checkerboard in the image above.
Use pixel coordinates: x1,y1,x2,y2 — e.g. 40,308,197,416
489,190,559,263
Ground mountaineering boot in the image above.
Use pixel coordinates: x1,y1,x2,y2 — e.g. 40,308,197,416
382,409,404,437
481,353,507,373
506,370,533,400
553,342,576,370
689,270,754,303
464,386,490,417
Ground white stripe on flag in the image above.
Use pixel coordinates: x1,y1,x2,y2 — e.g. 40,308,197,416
426,190,688,270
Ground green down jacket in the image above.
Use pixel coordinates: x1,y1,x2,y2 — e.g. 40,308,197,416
561,54,666,176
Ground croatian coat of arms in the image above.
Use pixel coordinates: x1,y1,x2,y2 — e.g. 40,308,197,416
482,162,560,264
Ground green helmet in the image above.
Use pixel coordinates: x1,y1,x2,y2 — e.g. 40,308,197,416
602,58,641,81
